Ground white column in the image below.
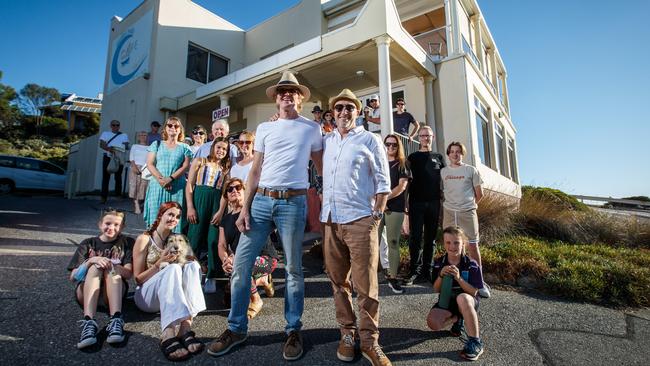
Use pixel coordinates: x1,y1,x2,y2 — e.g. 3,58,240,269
376,35,393,137
218,94,230,122
502,73,510,114
423,75,439,153
446,0,462,55
489,50,498,90
471,15,484,69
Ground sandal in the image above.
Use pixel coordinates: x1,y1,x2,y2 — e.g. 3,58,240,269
160,336,191,362
247,298,263,319
262,274,275,298
179,330,204,355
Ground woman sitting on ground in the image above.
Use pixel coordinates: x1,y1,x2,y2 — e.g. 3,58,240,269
218,177,277,319
132,201,207,362
427,226,485,361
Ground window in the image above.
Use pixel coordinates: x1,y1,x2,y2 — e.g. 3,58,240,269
494,122,507,175
39,161,64,175
0,156,15,167
474,97,491,167
507,136,518,182
16,158,39,171
186,43,228,84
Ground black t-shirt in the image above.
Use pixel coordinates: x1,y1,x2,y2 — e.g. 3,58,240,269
67,235,135,270
392,111,416,135
220,211,278,258
407,151,445,201
386,160,409,212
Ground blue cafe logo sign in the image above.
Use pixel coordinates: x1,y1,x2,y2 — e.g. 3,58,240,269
111,29,147,86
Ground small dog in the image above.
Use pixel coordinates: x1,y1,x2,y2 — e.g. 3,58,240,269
159,234,195,269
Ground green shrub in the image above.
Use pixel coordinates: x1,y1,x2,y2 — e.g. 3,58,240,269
483,236,650,307
40,116,68,137
521,185,589,212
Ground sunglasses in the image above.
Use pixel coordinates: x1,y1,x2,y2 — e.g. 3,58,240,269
166,124,180,129
111,124,120,127
419,134,433,138
238,140,253,145
277,88,299,95
334,104,356,113
192,130,205,135
385,142,398,148
226,184,243,193
396,103,405,106
101,208,125,218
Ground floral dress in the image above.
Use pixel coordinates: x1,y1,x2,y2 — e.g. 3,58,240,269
143,141,192,232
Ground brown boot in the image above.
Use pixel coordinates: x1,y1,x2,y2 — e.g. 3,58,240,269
361,344,392,366
336,333,356,362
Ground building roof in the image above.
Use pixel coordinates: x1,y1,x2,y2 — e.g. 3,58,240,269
60,93,102,113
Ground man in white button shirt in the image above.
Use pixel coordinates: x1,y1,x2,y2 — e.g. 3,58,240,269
321,89,392,366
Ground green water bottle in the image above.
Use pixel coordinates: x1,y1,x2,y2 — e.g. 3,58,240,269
438,275,453,309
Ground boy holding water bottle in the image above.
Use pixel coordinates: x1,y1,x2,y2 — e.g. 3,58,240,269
426,226,484,361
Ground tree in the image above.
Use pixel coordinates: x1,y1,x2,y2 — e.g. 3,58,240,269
17,83,60,116
0,71,20,125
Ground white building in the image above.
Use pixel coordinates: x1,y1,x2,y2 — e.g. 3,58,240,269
68,0,520,199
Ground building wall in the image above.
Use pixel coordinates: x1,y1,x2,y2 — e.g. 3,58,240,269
243,1,324,65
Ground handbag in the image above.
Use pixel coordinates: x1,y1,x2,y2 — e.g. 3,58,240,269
140,165,153,180
106,153,121,173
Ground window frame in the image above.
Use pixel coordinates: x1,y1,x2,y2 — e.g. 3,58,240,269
186,42,229,84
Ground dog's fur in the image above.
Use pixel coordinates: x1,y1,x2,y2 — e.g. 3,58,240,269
159,234,195,269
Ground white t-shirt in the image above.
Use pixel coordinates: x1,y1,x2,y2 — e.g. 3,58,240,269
129,144,149,166
99,131,129,156
230,160,253,182
368,108,381,132
254,116,323,189
441,164,483,211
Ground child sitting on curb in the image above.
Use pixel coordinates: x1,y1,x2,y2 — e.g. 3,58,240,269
67,209,134,349
426,226,485,361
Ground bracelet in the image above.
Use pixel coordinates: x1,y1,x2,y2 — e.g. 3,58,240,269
169,175,175,181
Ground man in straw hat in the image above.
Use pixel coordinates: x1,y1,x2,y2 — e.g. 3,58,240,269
208,71,323,361
321,89,392,366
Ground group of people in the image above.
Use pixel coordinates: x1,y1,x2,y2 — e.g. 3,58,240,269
71,71,488,364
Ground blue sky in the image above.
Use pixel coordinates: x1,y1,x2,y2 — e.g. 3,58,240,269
1,0,648,198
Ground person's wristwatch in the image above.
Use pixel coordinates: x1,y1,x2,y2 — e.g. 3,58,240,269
371,210,384,221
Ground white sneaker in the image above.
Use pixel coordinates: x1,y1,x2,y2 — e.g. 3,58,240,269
478,282,491,298
203,278,217,294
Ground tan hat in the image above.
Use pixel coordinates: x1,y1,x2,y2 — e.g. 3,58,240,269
329,88,362,111
265,71,311,101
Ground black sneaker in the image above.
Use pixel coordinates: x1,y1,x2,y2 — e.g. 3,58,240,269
404,273,418,286
460,337,484,361
450,318,464,337
77,318,98,349
106,315,125,344
387,278,404,294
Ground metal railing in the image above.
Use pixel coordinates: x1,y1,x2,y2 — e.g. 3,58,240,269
394,132,420,156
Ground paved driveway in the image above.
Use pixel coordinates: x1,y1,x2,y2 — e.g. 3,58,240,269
0,195,648,365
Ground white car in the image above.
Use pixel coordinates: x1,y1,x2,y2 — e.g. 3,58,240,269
0,155,66,194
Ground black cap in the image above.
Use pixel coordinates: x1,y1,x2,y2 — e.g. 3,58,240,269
311,105,323,113
151,121,161,127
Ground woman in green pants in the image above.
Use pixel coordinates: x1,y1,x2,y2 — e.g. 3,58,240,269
379,134,410,294
186,137,231,293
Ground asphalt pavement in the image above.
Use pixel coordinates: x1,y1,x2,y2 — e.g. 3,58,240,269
0,194,648,365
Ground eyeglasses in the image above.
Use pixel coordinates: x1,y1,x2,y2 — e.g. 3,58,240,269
166,124,180,129
192,130,205,135
418,134,433,138
277,88,299,95
238,140,253,145
226,184,243,193
384,142,398,148
334,104,356,113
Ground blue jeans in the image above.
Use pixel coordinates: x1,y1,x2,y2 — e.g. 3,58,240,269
227,194,307,334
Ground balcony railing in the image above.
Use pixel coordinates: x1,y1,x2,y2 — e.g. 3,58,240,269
462,36,480,69
395,132,420,156
412,26,448,61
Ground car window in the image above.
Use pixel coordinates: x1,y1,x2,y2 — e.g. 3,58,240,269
39,161,65,175
16,158,40,171
0,156,15,167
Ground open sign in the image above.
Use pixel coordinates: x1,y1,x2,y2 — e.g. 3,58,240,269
212,106,230,121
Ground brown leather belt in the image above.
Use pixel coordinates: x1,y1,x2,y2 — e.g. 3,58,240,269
256,187,307,199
